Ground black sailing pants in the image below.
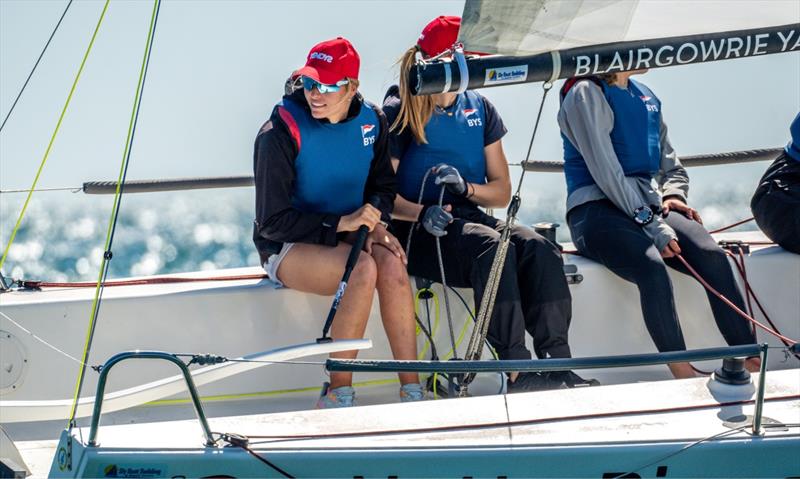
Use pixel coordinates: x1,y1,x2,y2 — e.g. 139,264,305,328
751,152,800,254
393,206,573,361
567,199,755,352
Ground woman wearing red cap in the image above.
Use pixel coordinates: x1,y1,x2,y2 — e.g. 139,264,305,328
384,17,597,392
253,37,422,407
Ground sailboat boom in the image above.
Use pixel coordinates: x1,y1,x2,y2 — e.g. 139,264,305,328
411,23,800,95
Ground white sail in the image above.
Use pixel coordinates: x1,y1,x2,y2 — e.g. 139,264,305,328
460,0,800,57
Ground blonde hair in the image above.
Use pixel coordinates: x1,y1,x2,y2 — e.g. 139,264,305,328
391,46,436,144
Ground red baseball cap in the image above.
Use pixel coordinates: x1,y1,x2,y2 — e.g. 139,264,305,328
293,37,360,85
417,16,460,58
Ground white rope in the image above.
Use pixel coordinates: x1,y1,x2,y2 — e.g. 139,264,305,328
549,50,562,85
435,187,458,356
460,220,515,393
0,186,82,194
442,62,452,93
454,47,469,93
0,309,88,366
459,82,555,395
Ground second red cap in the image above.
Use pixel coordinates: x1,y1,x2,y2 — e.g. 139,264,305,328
417,15,460,58
294,37,360,85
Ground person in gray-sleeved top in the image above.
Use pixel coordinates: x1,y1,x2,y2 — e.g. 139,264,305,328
558,70,758,379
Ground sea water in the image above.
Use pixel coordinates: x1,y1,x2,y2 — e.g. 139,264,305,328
0,178,757,283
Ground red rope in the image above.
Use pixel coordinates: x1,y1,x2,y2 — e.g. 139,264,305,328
20,273,267,289
675,254,797,345
724,250,800,360
734,249,757,337
562,246,798,347
709,217,755,234
563,241,774,256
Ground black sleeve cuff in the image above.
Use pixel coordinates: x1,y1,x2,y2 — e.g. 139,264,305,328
320,214,341,246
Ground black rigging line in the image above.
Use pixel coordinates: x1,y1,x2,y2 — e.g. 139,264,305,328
91,0,162,323
103,0,161,254
70,1,162,426
0,0,73,133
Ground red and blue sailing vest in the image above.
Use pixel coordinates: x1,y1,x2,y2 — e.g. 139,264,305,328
561,78,662,195
396,91,487,205
278,97,379,216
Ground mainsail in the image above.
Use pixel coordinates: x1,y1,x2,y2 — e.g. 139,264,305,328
412,0,800,94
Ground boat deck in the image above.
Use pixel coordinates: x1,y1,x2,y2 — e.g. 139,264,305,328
14,369,800,477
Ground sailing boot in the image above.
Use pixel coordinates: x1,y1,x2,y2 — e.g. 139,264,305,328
316,382,356,408
555,370,601,388
507,372,567,393
399,383,426,402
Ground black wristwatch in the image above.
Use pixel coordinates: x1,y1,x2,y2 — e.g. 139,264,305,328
633,205,654,226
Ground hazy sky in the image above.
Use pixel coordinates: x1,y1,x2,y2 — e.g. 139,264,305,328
1,0,799,197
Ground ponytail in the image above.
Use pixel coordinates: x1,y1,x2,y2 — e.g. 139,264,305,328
391,46,435,144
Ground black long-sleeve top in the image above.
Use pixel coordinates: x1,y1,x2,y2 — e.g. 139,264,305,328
252,89,396,260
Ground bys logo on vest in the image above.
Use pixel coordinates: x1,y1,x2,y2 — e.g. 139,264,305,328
463,108,482,127
309,51,334,63
361,124,376,146
640,95,659,112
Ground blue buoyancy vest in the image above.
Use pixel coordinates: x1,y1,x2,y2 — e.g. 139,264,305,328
561,78,662,195
279,97,379,216
785,112,800,162
396,91,487,205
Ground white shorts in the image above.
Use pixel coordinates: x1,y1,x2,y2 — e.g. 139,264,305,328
262,242,294,288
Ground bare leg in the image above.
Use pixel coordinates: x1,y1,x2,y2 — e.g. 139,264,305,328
371,245,419,386
668,362,697,379
277,243,376,389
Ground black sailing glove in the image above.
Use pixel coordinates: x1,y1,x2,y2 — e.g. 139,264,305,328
432,163,467,197
420,205,453,237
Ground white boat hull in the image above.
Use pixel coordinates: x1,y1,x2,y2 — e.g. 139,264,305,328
45,370,800,478
1,233,798,423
